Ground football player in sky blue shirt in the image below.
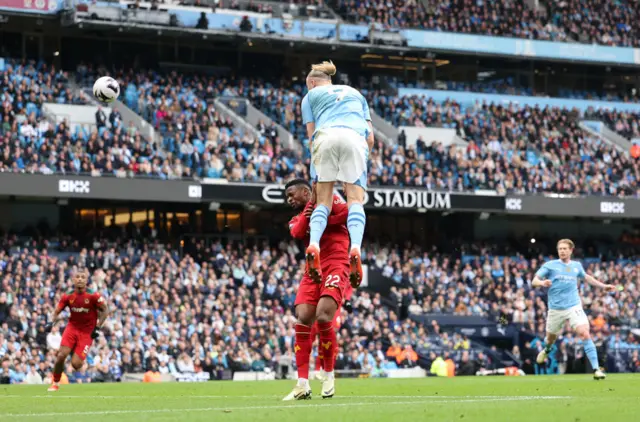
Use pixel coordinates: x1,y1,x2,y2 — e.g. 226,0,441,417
532,239,616,380
300,60,374,290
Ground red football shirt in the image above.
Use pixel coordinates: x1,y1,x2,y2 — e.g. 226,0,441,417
56,290,104,331
289,194,350,267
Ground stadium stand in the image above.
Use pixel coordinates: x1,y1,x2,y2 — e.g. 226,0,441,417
2,61,636,197
0,232,638,384
332,0,638,48
394,79,640,104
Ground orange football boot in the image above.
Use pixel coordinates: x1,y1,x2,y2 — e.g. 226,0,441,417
305,244,322,284
349,249,363,288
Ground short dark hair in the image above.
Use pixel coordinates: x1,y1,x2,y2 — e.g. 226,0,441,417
284,179,311,190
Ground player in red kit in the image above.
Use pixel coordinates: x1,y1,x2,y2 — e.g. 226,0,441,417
45,270,109,392
282,179,352,401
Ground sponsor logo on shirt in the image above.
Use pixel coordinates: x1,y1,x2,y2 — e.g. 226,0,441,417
554,274,578,283
71,307,90,313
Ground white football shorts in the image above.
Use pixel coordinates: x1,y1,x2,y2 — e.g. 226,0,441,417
310,127,368,189
546,305,589,335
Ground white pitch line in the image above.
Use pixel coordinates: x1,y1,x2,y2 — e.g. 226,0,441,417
354,395,571,399
0,394,571,400
0,395,263,399
1,396,569,418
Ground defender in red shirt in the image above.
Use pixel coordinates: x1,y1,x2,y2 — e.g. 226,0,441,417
282,179,351,401
45,270,109,392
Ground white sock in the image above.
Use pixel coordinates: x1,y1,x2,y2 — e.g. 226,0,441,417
325,370,335,380
297,378,309,388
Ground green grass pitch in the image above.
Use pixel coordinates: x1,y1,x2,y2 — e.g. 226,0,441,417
1,375,638,422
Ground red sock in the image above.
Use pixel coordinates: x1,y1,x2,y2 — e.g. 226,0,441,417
53,372,62,383
310,322,323,370
295,323,312,380
318,321,336,372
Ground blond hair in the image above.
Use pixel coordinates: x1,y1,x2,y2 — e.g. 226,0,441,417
557,238,575,249
308,60,336,80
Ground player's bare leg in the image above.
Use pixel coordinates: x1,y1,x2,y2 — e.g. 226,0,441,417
344,183,366,288
316,296,339,399
49,346,73,391
284,304,315,401
575,324,606,380
306,182,334,283
536,332,557,364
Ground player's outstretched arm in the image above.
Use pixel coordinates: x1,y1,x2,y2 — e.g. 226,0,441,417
584,274,616,291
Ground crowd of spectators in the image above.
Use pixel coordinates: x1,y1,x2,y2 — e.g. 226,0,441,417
0,60,168,177
0,231,638,385
334,0,639,48
544,0,640,47
336,0,568,40
3,60,639,196
396,78,640,104
371,96,640,196
74,65,640,196
73,0,640,48
74,0,640,48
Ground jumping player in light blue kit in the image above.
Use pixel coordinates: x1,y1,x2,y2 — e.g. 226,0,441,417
300,60,374,289
532,238,616,380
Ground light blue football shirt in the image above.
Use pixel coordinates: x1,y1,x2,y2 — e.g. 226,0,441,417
301,84,371,139
535,259,586,310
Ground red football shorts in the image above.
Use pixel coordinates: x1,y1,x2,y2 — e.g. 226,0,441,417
295,261,348,308
60,326,93,361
